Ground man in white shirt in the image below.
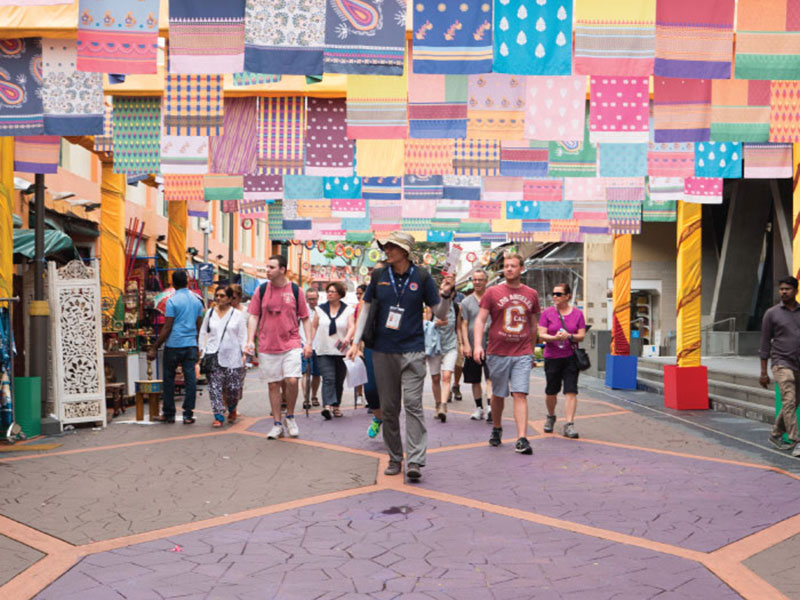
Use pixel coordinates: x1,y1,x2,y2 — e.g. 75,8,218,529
300,287,322,406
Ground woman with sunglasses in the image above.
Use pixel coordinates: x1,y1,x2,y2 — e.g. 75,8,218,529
537,283,586,439
199,285,248,427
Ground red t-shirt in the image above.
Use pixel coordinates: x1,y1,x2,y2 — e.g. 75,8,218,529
248,282,309,354
480,283,541,356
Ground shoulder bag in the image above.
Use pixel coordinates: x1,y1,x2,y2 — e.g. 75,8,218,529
557,310,591,372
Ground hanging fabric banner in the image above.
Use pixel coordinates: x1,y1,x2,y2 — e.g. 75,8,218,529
42,38,103,134
323,0,406,75
794,144,800,281
13,135,59,174
164,174,205,202
735,0,800,80
112,97,161,175
653,77,712,143
467,74,525,140
324,174,361,199
453,139,500,176
160,136,209,175
500,141,549,177
743,143,793,178
549,114,597,177
647,142,695,177
599,143,648,178
355,140,404,178
0,38,44,136
164,74,224,137
305,98,353,176
412,0,493,74
94,99,113,153
694,142,742,178
408,73,468,139
77,0,159,74
232,72,280,86
0,138,12,306
523,178,563,202
683,177,723,204
643,179,679,222
403,175,442,200
404,139,455,176
589,77,650,143
524,76,586,142
770,81,800,143
258,96,305,175
710,79,770,143
346,68,408,139
493,0,572,76
244,0,325,76
676,201,702,366
167,200,187,271
606,178,644,235
168,0,245,74
574,0,656,76
610,233,632,356
210,98,258,175
244,175,283,200
204,175,244,201
654,0,735,79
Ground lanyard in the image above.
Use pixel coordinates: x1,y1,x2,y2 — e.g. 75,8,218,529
387,265,415,306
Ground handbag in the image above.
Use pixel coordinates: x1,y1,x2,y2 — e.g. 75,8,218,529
557,311,591,372
200,309,232,375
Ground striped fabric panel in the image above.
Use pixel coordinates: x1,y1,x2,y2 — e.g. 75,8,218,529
404,139,455,176
523,178,563,202
168,0,245,74
268,201,294,240
453,138,500,176
710,79,770,142
13,136,60,174
574,0,656,76
402,217,432,231
653,77,712,143
346,63,408,139
499,141,549,177
654,0,735,78
209,97,258,175
361,177,402,201
607,197,642,235
482,176,523,201
331,197,366,218
187,199,209,218
434,199,470,221
466,74,526,140
203,175,244,201
159,136,209,175
468,201,503,220
239,199,268,217
743,143,793,178
402,199,437,218
548,140,596,177
443,175,482,201
164,74,224,137
258,96,305,175
403,175,444,200
735,0,800,80
296,199,332,219
647,142,695,177
408,73,468,139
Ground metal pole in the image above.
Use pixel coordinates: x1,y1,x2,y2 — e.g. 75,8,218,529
227,213,234,285
30,173,49,414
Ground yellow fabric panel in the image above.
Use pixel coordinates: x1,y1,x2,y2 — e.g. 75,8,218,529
0,138,13,306
100,163,126,332
0,0,168,38
575,0,655,21
793,144,800,284
610,234,631,356
167,201,187,271
490,216,522,233
355,140,405,177
676,201,702,368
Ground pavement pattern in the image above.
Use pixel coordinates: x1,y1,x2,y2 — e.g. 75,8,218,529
1,370,800,599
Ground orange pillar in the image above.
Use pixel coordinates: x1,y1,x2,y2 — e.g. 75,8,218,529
610,234,631,356
167,201,187,271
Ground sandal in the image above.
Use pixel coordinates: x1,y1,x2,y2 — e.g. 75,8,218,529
311,397,320,407
212,420,223,428
332,407,343,418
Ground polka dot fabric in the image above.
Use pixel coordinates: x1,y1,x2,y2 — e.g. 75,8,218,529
694,142,741,179
589,77,650,143
305,98,354,176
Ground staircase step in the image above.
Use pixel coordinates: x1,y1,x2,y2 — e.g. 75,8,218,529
706,380,774,408
709,393,775,424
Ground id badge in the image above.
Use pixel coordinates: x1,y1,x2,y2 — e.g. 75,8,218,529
385,306,405,330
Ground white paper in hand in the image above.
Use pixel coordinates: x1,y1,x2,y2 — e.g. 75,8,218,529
344,357,368,388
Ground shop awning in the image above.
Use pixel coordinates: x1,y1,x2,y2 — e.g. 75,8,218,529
13,229,77,260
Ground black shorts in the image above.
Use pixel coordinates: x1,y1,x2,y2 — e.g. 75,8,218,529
544,356,579,395
462,356,490,384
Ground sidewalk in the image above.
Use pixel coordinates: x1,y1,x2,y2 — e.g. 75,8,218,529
1,367,799,599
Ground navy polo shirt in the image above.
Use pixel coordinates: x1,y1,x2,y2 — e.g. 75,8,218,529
364,264,440,354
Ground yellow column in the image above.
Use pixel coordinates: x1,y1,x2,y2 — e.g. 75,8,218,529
100,163,126,331
167,201,187,272
793,144,800,284
676,201,702,367
0,138,13,306
610,234,631,356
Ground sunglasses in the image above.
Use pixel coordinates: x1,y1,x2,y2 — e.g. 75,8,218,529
552,292,566,297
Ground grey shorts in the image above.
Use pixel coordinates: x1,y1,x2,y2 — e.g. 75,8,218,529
487,354,532,398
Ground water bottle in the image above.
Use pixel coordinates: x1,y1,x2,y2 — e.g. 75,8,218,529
557,328,566,350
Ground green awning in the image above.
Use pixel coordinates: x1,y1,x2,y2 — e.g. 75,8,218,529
13,214,22,228
13,229,77,260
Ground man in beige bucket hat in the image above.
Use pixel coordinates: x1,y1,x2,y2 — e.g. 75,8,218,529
348,232,454,482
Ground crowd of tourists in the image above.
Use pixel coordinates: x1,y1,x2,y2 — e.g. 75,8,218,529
149,233,588,482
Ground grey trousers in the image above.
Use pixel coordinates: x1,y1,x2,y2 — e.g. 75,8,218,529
372,351,428,466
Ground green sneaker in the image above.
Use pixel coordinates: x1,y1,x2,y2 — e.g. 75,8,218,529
368,418,382,439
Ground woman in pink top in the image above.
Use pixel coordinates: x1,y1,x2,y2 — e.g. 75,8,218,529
537,283,586,439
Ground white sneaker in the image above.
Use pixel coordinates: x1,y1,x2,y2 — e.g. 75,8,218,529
285,417,299,438
266,423,284,439
470,408,484,420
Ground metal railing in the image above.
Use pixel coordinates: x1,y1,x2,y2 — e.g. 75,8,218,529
701,317,737,355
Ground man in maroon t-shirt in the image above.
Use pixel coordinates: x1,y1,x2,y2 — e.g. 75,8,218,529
246,255,312,440
473,254,540,455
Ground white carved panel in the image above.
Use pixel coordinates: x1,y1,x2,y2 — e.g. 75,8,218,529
48,260,106,429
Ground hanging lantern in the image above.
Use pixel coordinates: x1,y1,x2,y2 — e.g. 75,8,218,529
317,241,326,252
423,252,433,265
359,265,369,275
241,218,254,230
354,247,363,257
304,240,315,250
368,248,381,262
334,243,345,256
326,241,336,253
343,245,355,260
466,251,478,263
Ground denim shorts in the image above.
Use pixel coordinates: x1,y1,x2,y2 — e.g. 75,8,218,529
486,354,532,398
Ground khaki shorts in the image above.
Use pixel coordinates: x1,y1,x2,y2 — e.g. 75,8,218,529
258,348,302,383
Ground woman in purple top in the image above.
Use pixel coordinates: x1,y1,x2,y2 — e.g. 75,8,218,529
537,283,586,439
